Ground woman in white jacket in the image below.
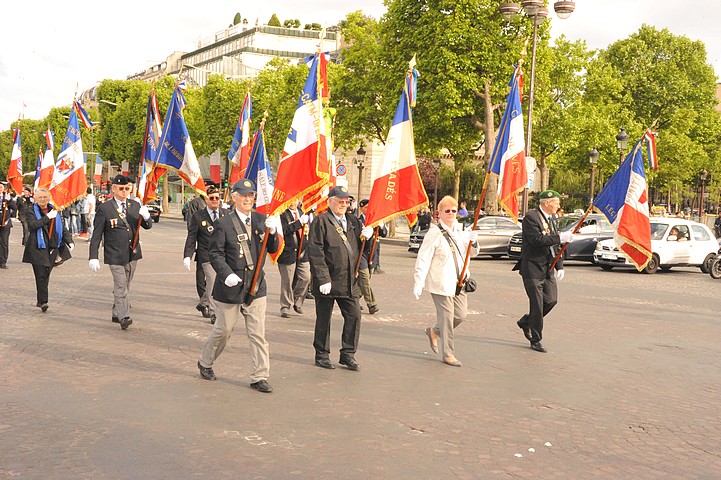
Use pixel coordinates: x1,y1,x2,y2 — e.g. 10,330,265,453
413,196,478,366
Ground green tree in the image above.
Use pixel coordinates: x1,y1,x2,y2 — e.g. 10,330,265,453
283,19,300,28
233,13,241,25
268,14,281,27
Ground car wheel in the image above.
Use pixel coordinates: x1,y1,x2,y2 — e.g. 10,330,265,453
153,216,160,223
700,253,715,274
643,254,659,274
710,258,721,279
600,265,614,271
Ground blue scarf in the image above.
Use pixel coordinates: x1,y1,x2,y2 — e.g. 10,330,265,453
35,203,63,249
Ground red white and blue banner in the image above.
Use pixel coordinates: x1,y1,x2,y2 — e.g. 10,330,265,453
594,140,652,271
244,129,274,215
74,101,95,129
364,63,428,228
489,67,527,222
50,107,87,208
34,149,42,190
228,91,252,185
7,128,24,194
138,90,165,203
155,86,207,195
37,129,55,190
644,129,658,170
94,155,104,185
269,52,330,216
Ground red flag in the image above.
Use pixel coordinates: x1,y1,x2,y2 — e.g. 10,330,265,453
7,129,24,194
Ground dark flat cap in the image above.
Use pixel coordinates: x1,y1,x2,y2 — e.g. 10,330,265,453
231,179,256,194
328,186,350,199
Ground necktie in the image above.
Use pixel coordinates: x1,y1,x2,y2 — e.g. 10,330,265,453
245,217,251,228
121,202,127,215
340,217,347,232
212,210,217,222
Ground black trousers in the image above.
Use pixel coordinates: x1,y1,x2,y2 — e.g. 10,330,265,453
313,296,361,360
0,226,10,265
20,217,29,245
195,261,206,300
520,275,558,342
32,264,53,305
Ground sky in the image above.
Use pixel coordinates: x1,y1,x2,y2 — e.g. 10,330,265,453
1,0,719,129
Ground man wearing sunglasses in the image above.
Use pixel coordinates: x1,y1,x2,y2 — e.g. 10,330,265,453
183,185,227,324
88,175,153,330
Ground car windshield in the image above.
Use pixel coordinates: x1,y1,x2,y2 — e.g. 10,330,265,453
650,223,668,240
560,216,613,233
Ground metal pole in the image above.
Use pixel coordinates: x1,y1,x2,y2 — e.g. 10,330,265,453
357,163,364,205
521,13,539,217
434,160,439,209
589,165,596,204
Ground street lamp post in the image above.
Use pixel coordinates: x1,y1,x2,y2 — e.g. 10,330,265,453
699,169,708,220
499,1,575,216
616,128,629,165
588,147,599,205
352,145,367,207
433,158,441,208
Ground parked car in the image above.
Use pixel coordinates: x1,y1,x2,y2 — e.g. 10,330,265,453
593,218,718,274
507,213,614,263
146,202,161,223
408,216,521,258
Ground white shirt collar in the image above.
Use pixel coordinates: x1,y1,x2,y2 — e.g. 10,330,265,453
236,209,251,224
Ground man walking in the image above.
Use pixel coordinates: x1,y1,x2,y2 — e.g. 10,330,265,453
0,182,17,269
276,199,311,318
307,186,373,371
357,198,386,314
88,175,153,330
513,190,574,353
197,179,281,393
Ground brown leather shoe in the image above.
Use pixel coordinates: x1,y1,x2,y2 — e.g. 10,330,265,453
425,327,439,354
443,356,462,367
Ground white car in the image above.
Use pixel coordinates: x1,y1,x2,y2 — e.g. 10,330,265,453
593,218,719,274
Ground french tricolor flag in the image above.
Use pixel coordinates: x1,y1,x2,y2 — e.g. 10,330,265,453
7,129,24,194
37,129,55,189
228,91,252,184
94,155,104,185
50,107,87,208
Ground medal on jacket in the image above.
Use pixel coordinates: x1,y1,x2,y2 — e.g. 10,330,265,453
110,218,118,228
117,207,126,220
335,225,347,242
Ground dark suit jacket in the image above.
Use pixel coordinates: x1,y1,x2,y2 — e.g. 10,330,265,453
22,205,73,266
358,213,387,269
307,211,363,299
0,194,17,229
183,207,228,263
513,208,563,279
89,199,153,265
209,210,279,304
277,207,307,265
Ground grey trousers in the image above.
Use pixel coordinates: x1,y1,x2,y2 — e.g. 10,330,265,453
357,267,376,308
199,297,269,383
278,261,311,311
109,261,137,320
430,292,467,357
199,261,217,315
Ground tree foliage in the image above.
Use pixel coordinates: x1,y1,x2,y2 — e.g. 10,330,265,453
268,14,281,27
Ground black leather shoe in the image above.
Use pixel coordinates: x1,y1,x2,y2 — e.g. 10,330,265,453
339,357,360,371
112,316,120,323
119,317,133,330
293,305,303,314
195,303,204,314
202,306,211,318
315,358,335,369
40,303,49,313
305,292,315,300
0,264,7,269
517,318,531,341
197,361,217,381
210,314,216,325
280,309,290,318
368,305,379,315
250,379,273,393
530,341,547,353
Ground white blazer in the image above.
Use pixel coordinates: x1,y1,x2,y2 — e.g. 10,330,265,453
413,221,478,297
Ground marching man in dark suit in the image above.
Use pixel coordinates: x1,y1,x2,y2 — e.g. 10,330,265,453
89,175,153,330
276,199,311,318
0,182,18,269
513,190,575,353
197,179,281,393
307,186,373,371
22,188,74,312
183,185,227,324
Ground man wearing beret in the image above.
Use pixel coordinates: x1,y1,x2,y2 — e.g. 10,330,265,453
0,182,18,269
513,190,575,353
197,179,281,393
183,185,227,324
307,186,374,370
89,175,153,330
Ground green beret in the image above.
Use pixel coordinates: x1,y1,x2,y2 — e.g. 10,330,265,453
539,189,560,200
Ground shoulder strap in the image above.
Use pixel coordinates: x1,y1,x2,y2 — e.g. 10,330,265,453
439,224,466,283
229,212,255,271
328,214,355,257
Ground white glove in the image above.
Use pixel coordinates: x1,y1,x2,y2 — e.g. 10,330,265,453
464,230,478,243
139,205,150,220
88,259,101,272
183,257,191,270
46,209,58,219
224,273,242,287
319,282,331,295
413,284,423,300
559,231,575,243
361,226,374,240
555,269,565,281
67,243,74,251
299,213,309,224
265,215,281,234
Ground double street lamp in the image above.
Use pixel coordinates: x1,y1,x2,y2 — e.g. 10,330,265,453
499,1,576,215
588,147,599,204
352,145,367,205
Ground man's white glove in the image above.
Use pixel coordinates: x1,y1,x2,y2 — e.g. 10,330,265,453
183,257,191,271
139,205,151,220
361,226,374,240
224,273,242,287
46,209,58,219
555,269,565,281
413,284,423,300
88,259,101,272
299,213,310,224
67,243,74,252
559,231,575,243
265,215,281,234
319,282,332,295
463,230,479,244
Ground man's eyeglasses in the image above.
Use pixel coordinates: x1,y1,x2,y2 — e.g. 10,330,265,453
208,196,220,200
116,186,132,191
443,209,457,214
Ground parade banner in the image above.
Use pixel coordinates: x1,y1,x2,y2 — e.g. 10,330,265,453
50,108,87,208
7,129,24,194
228,91,252,185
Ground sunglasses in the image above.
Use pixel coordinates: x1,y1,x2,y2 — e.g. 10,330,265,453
116,186,132,191
208,196,220,200
443,209,457,214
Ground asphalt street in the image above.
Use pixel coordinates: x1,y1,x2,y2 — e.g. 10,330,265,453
1,217,720,479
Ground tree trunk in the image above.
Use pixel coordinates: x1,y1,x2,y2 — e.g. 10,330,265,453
161,175,170,213
540,155,549,191
453,164,461,201
482,81,499,214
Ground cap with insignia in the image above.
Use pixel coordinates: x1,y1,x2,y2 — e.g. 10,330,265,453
231,179,256,194
111,174,130,185
359,199,369,207
206,185,219,196
328,186,351,198
538,189,560,200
